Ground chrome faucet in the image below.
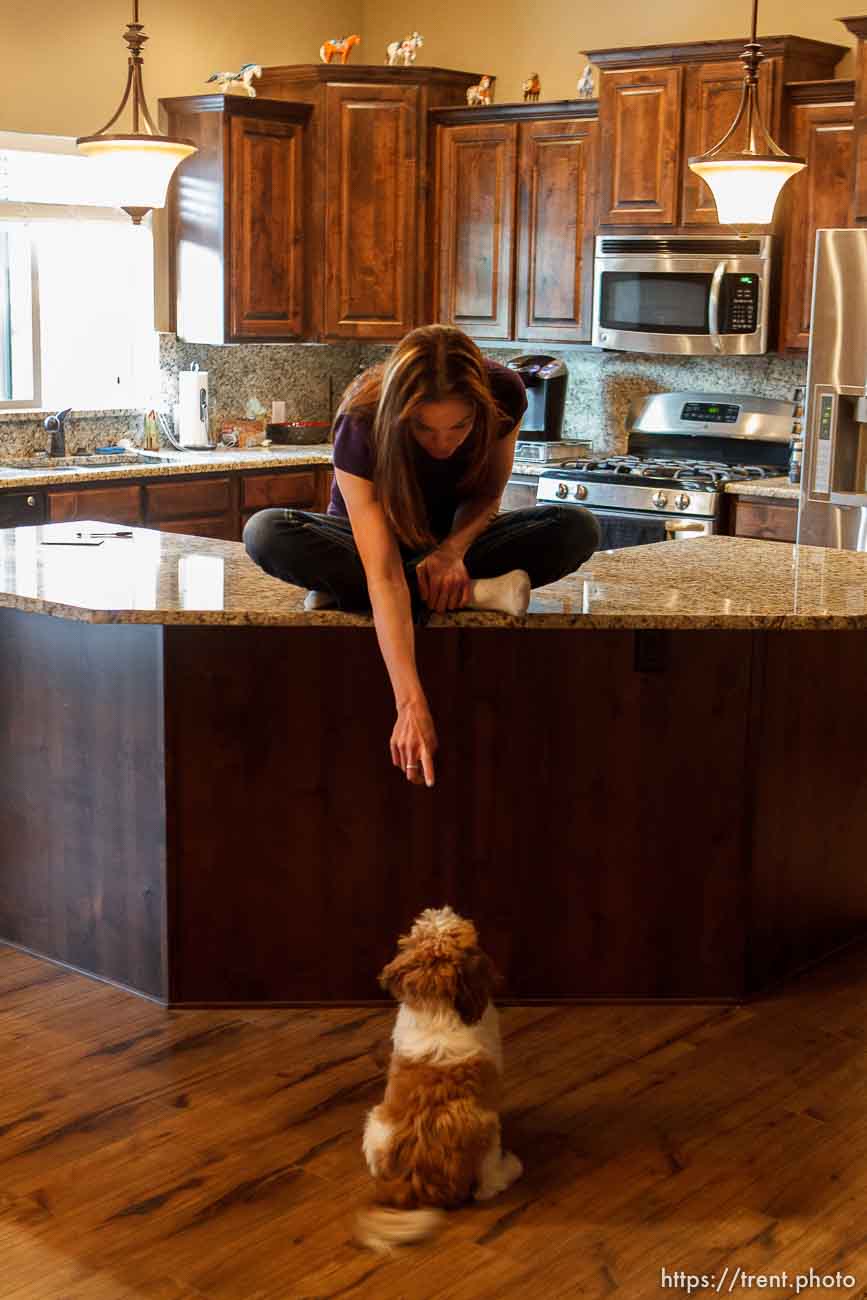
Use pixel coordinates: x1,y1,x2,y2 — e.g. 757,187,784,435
44,408,72,457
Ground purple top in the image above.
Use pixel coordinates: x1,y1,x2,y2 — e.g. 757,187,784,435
327,357,528,540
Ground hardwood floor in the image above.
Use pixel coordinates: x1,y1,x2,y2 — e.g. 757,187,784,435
3,943,867,1298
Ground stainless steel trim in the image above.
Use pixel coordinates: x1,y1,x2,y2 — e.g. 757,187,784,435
536,475,719,516
626,391,795,442
585,504,719,535
708,259,727,352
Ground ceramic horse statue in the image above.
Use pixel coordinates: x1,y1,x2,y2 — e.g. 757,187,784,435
205,63,262,97
386,32,424,66
319,34,361,64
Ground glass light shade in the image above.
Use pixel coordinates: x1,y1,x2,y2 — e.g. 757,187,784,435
76,135,196,212
688,155,805,226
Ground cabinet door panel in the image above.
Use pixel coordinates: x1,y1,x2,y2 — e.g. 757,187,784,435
156,516,237,541
731,497,798,542
324,84,418,340
435,122,517,340
599,67,682,225
228,115,305,340
779,101,855,351
145,477,232,522
242,471,317,510
48,485,142,525
682,60,778,225
515,118,597,342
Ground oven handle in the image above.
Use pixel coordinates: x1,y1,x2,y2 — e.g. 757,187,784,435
708,260,728,352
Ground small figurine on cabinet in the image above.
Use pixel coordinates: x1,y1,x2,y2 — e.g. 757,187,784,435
319,34,361,64
386,32,424,65
576,63,595,99
205,63,262,97
522,73,541,102
466,74,495,106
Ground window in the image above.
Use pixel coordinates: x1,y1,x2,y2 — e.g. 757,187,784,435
0,133,160,412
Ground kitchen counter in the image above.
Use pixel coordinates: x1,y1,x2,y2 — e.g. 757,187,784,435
0,444,334,490
723,476,800,500
2,523,867,630
3,520,867,1008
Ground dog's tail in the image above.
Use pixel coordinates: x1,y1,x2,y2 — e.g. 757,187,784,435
354,1204,445,1253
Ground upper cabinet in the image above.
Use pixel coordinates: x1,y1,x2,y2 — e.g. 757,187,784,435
431,104,598,343
841,17,867,224
778,81,855,351
161,97,310,345
598,67,682,225
587,37,847,232
162,66,477,344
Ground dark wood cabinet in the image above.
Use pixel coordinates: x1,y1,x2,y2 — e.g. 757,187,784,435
227,113,305,340
161,96,310,345
515,117,598,341
587,36,846,231
434,120,518,340
432,103,598,343
0,490,44,527
598,66,683,226
841,17,867,224
779,83,855,352
48,484,143,526
35,465,330,541
324,83,419,339
682,59,778,225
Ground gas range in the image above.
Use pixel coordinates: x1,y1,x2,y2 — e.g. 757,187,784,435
536,392,796,547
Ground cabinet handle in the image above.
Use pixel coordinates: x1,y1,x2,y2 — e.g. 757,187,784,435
26,496,36,507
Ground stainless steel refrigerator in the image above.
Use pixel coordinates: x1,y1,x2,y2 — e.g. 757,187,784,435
798,227,867,550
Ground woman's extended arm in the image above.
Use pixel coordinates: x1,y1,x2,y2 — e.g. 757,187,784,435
334,465,437,788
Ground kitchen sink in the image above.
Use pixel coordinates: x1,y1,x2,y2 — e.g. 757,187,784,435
0,453,173,471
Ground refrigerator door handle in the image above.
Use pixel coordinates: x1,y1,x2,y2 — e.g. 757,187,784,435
708,260,728,353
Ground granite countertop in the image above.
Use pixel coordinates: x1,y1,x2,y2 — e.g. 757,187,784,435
2,523,867,630
723,476,800,501
0,445,334,490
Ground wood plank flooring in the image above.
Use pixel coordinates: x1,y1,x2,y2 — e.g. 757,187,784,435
3,943,867,1298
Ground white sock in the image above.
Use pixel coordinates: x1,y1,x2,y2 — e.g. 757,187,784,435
303,589,337,610
466,569,531,616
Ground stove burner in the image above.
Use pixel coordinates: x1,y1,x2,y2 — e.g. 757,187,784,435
557,455,780,487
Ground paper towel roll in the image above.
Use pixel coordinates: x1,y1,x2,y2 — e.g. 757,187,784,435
178,370,210,447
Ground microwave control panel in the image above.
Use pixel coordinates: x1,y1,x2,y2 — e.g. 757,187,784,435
721,274,759,333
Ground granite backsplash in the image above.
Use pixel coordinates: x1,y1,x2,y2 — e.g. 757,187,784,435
0,334,806,458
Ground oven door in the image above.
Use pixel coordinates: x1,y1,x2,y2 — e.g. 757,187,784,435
586,506,716,550
591,255,768,356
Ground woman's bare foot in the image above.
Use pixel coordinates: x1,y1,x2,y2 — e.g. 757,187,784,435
466,570,531,616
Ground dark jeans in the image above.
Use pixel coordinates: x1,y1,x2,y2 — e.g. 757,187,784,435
243,504,601,622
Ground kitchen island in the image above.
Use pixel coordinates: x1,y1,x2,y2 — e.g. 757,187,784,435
1,522,866,1008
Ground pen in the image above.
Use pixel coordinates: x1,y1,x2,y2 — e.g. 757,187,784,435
74,530,134,538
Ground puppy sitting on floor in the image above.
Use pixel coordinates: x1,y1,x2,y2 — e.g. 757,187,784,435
355,906,523,1251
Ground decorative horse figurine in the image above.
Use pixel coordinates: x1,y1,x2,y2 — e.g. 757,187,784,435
386,32,424,66
576,64,595,99
205,63,262,97
319,34,361,65
466,74,495,107
522,73,541,102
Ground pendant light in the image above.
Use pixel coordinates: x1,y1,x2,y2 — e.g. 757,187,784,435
687,0,805,227
76,0,197,224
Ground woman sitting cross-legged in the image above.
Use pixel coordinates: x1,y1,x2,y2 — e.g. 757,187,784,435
243,324,600,788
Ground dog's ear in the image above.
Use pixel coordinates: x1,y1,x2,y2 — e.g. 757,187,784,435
378,946,449,1004
454,948,500,1025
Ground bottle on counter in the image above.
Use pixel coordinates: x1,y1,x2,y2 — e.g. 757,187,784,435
789,435,803,484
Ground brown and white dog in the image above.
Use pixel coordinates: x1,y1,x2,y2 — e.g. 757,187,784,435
355,906,523,1252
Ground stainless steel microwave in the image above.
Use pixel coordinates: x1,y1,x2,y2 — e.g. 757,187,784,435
591,234,772,356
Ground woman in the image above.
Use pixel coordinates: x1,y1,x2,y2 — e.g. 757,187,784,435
243,325,599,789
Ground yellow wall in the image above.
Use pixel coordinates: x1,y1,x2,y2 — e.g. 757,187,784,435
361,0,856,102
1,0,363,136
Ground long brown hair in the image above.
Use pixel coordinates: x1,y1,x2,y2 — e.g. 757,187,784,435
334,324,506,549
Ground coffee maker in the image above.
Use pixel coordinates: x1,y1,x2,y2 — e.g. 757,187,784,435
505,354,575,463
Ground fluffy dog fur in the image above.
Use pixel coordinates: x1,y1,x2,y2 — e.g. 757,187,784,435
355,906,523,1252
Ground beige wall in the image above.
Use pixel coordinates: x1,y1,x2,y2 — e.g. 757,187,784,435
1,0,363,136
361,0,856,101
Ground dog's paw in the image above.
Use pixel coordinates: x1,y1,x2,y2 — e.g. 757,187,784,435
502,1150,523,1184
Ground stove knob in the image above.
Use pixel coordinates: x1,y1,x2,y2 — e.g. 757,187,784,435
651,490,668,509
675,493,691,511
556,482,569,498
574,484,588,500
